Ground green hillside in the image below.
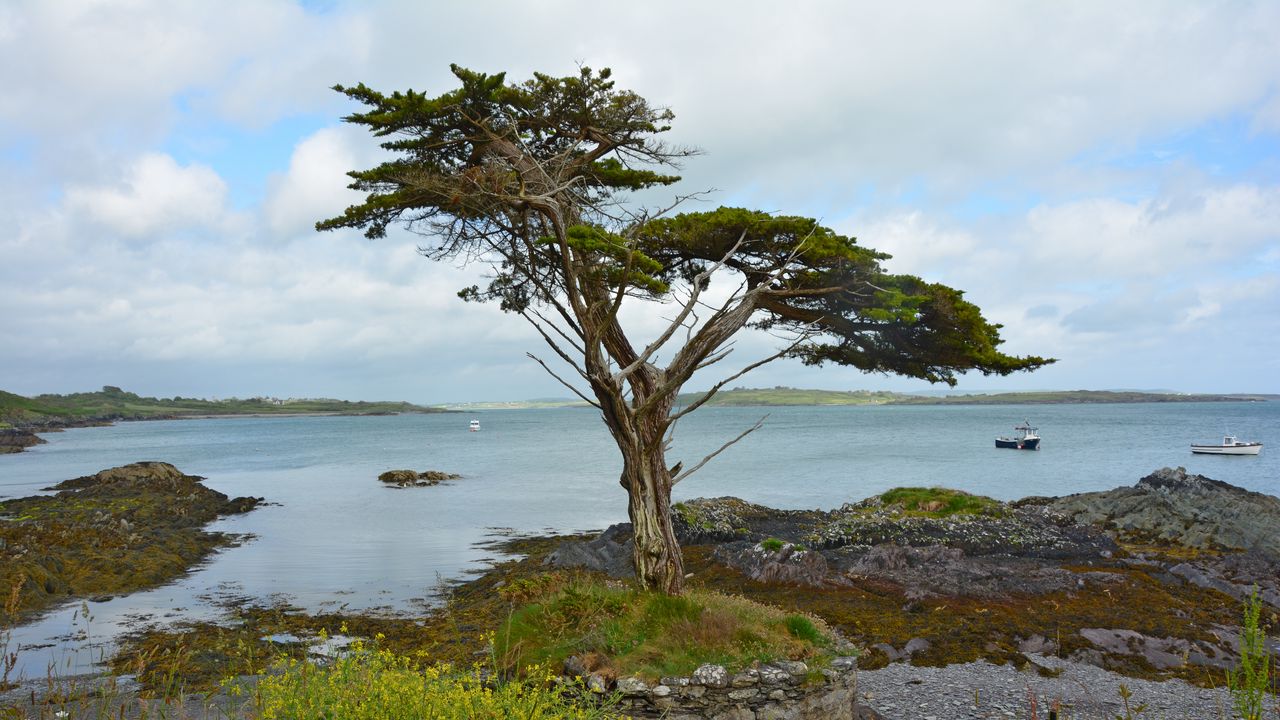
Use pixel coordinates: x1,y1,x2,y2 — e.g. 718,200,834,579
675,387,906,407
1,386,444,426
886,390,1262,405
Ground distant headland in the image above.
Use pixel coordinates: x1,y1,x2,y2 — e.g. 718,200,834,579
0,385,445,443
438,387,1273,410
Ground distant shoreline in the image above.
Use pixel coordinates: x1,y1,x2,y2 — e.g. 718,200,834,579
440,388,1272,411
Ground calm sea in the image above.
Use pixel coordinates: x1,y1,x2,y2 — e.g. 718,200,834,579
1,402,1276,676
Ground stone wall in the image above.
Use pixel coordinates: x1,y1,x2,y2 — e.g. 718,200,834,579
607,656,859,720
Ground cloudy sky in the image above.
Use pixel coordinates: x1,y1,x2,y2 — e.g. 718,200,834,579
2,1,1278,403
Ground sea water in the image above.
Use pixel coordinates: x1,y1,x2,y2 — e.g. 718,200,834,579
0,402,1276,677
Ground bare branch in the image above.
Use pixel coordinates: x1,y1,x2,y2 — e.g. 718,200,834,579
672,415,768,485
670,328,814,422
526,352,601,409
529,308,586,356
615,229,749,383
520,310,589,378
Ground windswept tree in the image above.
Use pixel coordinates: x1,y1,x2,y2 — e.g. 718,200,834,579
318,65,1053,595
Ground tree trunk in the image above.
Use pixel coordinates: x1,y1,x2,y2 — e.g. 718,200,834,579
619,430,685,595
597,359,685,595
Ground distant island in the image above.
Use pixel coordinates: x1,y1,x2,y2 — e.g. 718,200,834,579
439,387,1271,410
0,385,444,430
884,389,1272,405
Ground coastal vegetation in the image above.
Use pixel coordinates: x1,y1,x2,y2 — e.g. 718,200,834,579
1229,588,1275,720
869,487,1004,518
251,643,619,720
494,579,834,681
320,64,1050,594
0,462,260,618
0,386,441,428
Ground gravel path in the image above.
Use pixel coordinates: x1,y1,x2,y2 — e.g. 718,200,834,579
855,655,1244,720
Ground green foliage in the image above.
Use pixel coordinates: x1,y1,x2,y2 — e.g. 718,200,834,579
318,65,680,240
875,487,1002,517
783,615,823,644
1112,684,1148,719
320,67,1051,388
251,640,619,720
1227,587,1275,720
496,580,833,681
557,225,669,295
635,206,1052,385
760,537,785,552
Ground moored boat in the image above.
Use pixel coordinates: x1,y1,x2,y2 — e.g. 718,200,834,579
469,419,480,432
996,420,1040,450
1190,436,1261,455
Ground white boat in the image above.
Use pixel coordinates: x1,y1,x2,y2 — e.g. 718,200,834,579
468,419,480,432
1190,435,1262,455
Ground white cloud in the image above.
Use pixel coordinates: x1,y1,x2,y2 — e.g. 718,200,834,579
64,153,238,239
265,127,369,238
1024,185,1280,279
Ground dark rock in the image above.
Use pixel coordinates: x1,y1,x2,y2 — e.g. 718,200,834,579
377,469,461,488
544,523,635,578
1017,634,1057,655
902,637,931,656
712,540,834,586
1078,627,1235,671
1048,466,1280,559
0,428,46,454
378,470,420,485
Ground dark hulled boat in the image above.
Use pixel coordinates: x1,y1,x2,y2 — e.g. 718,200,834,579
996,420,1040,450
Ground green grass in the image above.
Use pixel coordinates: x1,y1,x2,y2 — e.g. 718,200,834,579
875,487,1002,517
495,580,833,682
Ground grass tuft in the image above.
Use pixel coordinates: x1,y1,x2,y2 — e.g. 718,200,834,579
876,487,1002,517
496,580,833,681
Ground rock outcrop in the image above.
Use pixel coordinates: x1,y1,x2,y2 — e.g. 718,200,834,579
0,461,262,617
1044,466,1280,559
0,427,46,454
377,469,460,488
544,522,635,578
546,468,1280,684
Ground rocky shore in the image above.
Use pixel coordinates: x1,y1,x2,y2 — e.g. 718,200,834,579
0,428,46,454
550,467,1280,693
0,461,262,619
5,466,1275,719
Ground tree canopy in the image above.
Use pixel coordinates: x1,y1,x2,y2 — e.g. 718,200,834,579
319,65,1053,593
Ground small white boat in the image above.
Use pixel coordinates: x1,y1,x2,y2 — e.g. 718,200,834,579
468,419,480,432
1190,435,1261,455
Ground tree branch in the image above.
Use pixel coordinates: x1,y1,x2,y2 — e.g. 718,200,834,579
526,352,601,409
672,414,768,485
